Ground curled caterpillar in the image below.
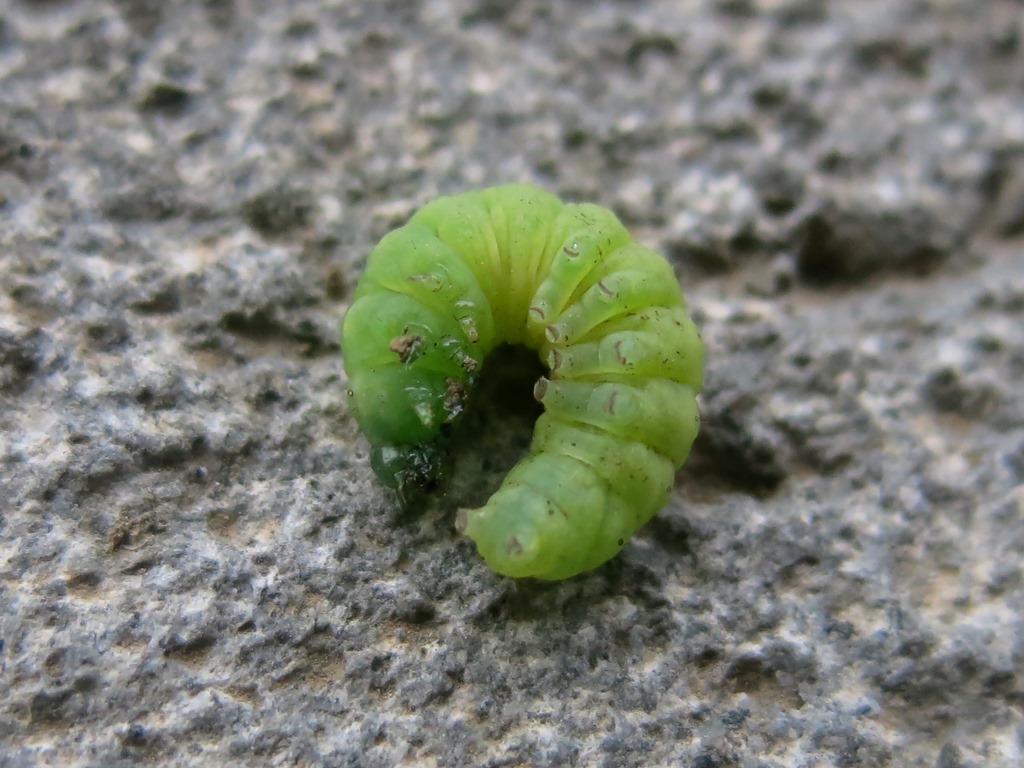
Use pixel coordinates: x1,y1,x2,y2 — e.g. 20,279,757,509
341,184,704,579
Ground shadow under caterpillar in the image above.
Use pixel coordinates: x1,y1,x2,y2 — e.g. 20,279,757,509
341,184,704,579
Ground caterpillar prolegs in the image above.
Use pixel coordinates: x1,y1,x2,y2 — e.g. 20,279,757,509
341,184,704,579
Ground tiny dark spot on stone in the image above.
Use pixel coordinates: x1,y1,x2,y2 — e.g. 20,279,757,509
721,707,750,727
67,571,102,591
691,753,722,768
325,268,347,300
160,631,216,660
241,183,316,237
30,689,72,724
139,82,191,114
122,723,149,747
394,598,436,625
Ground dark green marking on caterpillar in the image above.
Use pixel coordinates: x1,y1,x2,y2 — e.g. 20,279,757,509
341,184,704,579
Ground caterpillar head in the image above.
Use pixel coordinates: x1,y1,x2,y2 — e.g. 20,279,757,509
370,442,449,494
348,368,466,495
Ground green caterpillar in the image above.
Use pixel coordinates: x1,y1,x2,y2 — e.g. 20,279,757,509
341,184,704,579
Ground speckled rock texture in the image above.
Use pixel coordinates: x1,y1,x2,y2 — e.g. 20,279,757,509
2,1,1023,766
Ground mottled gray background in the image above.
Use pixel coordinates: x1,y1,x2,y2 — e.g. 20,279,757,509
2,0,1023,766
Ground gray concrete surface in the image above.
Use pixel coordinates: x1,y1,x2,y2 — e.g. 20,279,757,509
1,1,1023,766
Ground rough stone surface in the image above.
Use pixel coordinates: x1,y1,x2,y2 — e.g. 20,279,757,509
2,1,1023,766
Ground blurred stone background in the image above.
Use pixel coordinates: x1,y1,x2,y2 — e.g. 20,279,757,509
1,0,1023,766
